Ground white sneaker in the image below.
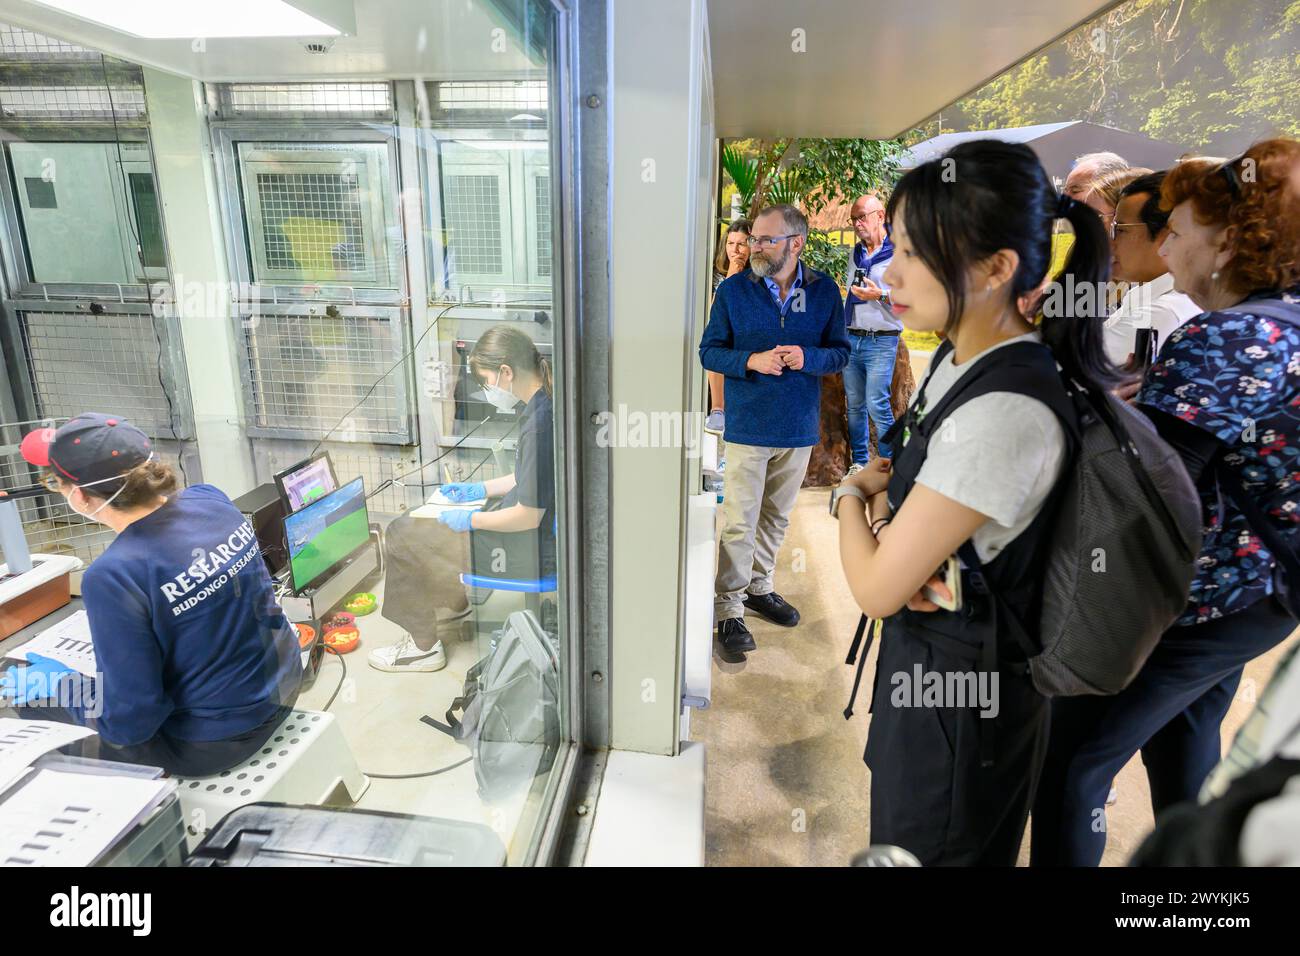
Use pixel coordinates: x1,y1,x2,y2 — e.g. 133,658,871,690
368,634,447,673
846,463,865,477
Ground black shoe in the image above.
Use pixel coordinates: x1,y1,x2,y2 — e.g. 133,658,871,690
743,591,800,627
717,617,756,653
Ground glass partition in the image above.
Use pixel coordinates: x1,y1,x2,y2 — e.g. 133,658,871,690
0,0,572,867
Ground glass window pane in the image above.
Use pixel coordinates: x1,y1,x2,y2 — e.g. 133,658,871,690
431,137,550,300
237,142,397,289
7,141,147,284
127,172,166,269
0,0,569,867
445,171,506,275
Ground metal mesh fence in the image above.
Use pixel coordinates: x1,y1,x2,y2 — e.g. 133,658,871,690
444,173,503,275
534,174,551,278
0,418,187,567
238,142,395,288
254,170,368,274
216,83,393,119
240,311,409,440
0,24,93,59
0,84,146,120
436,81,547,112
18,310,180,437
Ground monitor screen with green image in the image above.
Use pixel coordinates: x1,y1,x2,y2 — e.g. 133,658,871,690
284,477,370,594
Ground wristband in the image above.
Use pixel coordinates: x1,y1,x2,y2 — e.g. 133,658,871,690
830,484,867,519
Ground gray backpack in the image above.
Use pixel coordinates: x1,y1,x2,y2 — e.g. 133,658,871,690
423,610,560,799
1017,381,1204,695
1026,298,1300,691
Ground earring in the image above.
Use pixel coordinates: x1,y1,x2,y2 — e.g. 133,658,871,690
1211,271,1220,282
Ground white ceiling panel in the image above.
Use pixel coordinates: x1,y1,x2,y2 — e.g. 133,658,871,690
707,0,1123,138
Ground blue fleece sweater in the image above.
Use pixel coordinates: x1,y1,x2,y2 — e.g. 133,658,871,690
700,265,849,447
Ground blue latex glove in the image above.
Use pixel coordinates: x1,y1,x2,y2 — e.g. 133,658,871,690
0,653,75,706
440,482,486,503
437,507,480,533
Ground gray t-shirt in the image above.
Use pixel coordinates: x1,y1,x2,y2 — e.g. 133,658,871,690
907,331,1067,564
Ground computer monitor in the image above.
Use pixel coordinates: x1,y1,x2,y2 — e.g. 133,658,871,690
274,452,339,513
232,482,288,577
283,477,370,595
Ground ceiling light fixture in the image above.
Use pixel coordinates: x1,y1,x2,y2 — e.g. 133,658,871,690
30,0,351,39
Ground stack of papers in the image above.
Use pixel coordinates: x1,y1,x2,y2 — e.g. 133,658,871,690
0,769,172,866
6,610,98,677
410,489,487,519
0,719,95,794
426,489,487,508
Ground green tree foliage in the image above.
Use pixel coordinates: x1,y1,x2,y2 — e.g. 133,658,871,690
718,137,906,282
801,230,850,286
721,137,906,220
934,0,1300,155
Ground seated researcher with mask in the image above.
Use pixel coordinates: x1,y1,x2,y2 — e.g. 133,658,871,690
370,324,555,673
1,414,302,777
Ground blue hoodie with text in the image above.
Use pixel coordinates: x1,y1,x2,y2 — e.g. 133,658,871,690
66,484,302,746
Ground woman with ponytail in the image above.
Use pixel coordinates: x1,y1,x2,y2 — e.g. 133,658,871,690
833,140,1117,864
371,324,555,674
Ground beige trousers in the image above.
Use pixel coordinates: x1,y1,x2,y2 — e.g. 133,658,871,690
714,442,812,622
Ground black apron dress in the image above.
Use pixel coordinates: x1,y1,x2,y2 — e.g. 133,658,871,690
862,338,1078,865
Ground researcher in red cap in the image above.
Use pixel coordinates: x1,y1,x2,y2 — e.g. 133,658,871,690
2,413,302,776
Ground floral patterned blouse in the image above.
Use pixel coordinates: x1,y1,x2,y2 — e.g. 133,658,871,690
1138,292,1300,626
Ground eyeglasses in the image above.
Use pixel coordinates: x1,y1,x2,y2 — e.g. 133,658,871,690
1108,221,1146,240
40,471,125,493
746,234,796,248
850,211,884,223
38,452,156,494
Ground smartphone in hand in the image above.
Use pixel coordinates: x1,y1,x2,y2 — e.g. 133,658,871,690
1133,327,1158,371
921,555,963,611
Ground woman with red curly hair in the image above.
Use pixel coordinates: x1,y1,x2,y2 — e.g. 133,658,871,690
1033,137,1300,866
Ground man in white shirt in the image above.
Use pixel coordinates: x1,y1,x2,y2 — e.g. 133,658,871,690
1103,170,1203,367
843,193,899,475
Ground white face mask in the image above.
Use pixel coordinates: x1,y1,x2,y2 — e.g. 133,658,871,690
66,481,125,521
482,370,520,412
59,451,155,522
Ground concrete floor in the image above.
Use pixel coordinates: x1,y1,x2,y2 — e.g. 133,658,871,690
294,580,547,864
691,487,1300,867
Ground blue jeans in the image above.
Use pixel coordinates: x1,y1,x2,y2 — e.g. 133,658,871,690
842,333,899,464
1029,595,1296,866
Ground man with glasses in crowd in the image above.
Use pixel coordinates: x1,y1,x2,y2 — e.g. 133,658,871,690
700,204,849,657
843,193,898,475
1102,170,1201,367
